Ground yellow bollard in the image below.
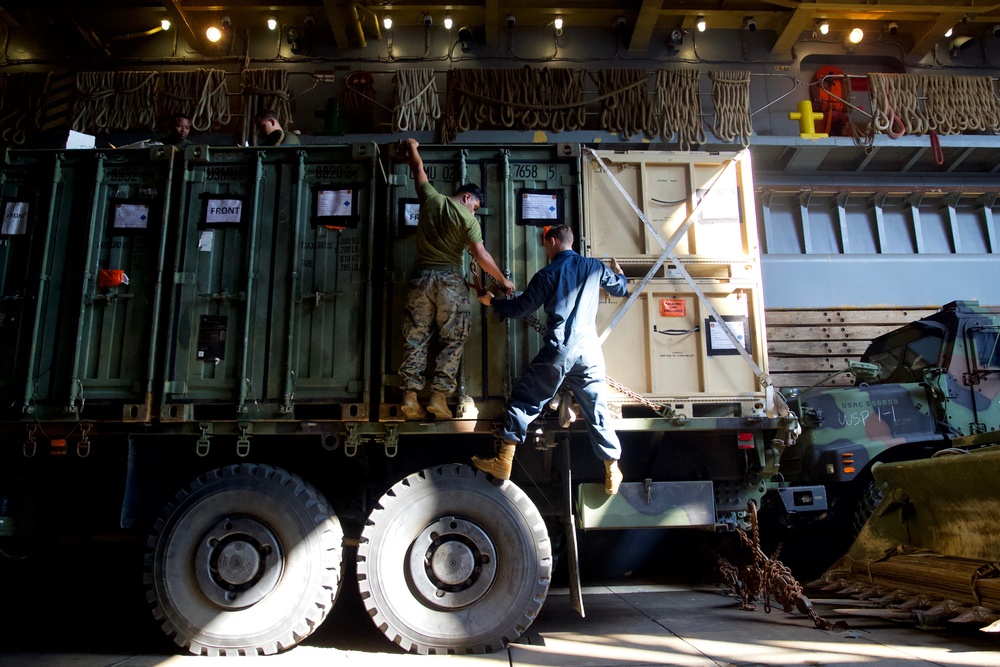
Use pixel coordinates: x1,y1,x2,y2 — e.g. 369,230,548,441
788,100,828,139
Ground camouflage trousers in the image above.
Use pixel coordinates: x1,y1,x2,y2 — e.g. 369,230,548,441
399,269,471,394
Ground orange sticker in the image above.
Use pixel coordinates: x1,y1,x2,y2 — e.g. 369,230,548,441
659,299,686,317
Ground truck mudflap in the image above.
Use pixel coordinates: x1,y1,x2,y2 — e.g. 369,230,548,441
814,447,1000,631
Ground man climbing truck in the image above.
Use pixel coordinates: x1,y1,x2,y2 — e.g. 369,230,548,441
0,144,799,656
769,300,1000,534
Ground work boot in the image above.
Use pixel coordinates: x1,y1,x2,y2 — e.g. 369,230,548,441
472,443,516,480
605,459,623,495
400,390,427,420
427,391,453,419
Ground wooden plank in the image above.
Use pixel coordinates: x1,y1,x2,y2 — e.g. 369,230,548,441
769,356,859,372
771,372,858,389
767,325,897,341
768,340,870,356
765,309,937,326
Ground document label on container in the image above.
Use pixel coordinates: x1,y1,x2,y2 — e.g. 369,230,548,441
317,189,353,217
2,201,28,235
206,199,242,224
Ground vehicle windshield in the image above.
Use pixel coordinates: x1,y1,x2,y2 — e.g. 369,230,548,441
862,323,946,383
970,326,1000,371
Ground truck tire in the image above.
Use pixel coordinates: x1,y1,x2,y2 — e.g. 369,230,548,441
145,463,343,655
357,463,551,654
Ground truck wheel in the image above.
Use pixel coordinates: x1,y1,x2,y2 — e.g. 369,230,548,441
145,464,343,656
851,478,883,536
357,463,551,654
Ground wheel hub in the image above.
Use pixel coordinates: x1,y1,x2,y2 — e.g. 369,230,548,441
408,516,497,609
194,516,283,609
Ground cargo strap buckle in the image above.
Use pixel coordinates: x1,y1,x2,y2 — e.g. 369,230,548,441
344,423,361,458
383,425,398,458
236,422,252,458
196,422,213,457
77,423,92,458
23,425,37,458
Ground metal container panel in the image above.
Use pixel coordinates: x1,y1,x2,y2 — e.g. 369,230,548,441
381,144,580,420
599,279,768,414
581,150,760,264
69,148,175,420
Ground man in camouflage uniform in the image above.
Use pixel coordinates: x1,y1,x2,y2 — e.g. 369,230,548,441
399,138,514,419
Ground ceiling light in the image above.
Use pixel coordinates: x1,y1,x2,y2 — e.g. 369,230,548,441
444,15,453,30
220,16,231,30
743,17,757,32
161,19,171,31
696,16,706,32
886,22,898,36
945,27,953,38
554,15,563,31
206,26,222,42
848,27,864,44
423,13,432,28
817,20,829,35
383,15,392,30
267,18,277,31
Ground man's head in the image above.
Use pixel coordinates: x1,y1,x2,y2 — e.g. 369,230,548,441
543,224,574,260
254,110,281,136
169,113,191,140
454,183,483,215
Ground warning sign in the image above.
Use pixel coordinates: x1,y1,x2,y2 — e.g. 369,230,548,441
659,299,686,317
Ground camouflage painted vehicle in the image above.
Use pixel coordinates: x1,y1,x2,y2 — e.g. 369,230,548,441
770,300,1000,532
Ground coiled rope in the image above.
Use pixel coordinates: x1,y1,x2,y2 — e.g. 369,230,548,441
869,73,924,138
155,69,230,132
392,68,440,133
655,69,706,150
343,71,375,121
596,69,654,139
73,71,158,133
441,67,586,143
240,68,292,145
0,72,49,145
923,75,1000,134
709,70,752,146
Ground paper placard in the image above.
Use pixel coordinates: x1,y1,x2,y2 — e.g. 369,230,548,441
317,189,353,217
114,203,150,230
2,201,29,235
706,317,748,356
206,199,243,224
403,201,420,227
521,193,559,220
698,187,740,225
198,230,214,252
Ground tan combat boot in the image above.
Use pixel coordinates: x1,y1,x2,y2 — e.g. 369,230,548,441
427,391,453,419
472,443,516,480
400,390,427,419
605,459,623,495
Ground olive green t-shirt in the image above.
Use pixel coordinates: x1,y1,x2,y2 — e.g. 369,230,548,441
414,181,483,270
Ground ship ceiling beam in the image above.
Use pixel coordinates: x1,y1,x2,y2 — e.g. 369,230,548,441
161,0,205,52
910,12,968,57
629,0,662,52
321,0,350,47
772,7,816,53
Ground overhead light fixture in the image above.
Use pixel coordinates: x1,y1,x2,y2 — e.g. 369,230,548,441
383,15,392,30
206,26,222,42
945,27,954,38
267,18,277,31
696,16,707,32
817,20,829,35
554,15,563,36
886,22,898,36
423,13,432,28
443,15,453,30
161,19,171,31
742,17,757,32
848,27,864,44
220,16,231,30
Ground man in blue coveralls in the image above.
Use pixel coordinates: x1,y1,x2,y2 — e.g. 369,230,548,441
472,224,629,494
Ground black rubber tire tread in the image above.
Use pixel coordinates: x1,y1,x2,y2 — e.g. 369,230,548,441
143,463,343,656
851,478,884,537
357,463,552,655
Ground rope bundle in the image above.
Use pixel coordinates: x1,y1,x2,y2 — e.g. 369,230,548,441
869,73,927,137
596,69,654,139
155,69,230,132
392,69,440,133
73,71,157,133
0,72,49,145
441,67,587,143
343,71,375,121
923,75,1000,134
240,68,292,145
709,70,752,146
655,69,706,150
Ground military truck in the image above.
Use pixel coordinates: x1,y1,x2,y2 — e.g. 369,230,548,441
0,144,798,655
770,300,1000,533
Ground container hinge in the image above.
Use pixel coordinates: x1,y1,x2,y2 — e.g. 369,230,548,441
196,422,213,457
23,425,37,458
173,272,196,285
344,423,361,457
236,422,252,457
77,423,92,458
383,424,398,458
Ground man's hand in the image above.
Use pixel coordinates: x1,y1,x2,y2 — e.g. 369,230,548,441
499,278,515,295
609,257,624,275
477,294,493,306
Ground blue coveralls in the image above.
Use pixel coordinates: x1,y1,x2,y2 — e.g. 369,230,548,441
491,249,629,461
